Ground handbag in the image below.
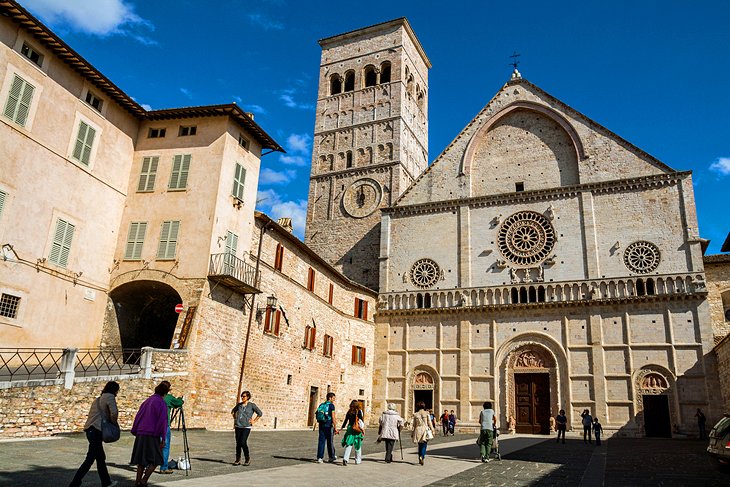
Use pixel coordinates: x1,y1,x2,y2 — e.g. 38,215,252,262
425,427,434,441
97,397,120,443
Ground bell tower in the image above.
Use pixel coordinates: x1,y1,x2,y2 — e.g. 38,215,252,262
304,18,430,290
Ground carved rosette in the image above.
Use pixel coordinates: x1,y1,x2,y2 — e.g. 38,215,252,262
623,241,661,274
498,211,556,267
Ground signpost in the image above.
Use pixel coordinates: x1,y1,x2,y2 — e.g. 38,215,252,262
175,303,184,313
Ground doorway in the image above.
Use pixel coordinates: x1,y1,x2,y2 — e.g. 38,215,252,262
414,389,433,411
307,386,319,427
515,373,550,434
643,394,671,437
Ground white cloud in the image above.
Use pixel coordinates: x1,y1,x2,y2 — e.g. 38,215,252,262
286,133,311,154
279,93,314,110
247,13,284,31
180,88,192,99
259,168,296,185
242,103,267,115
256,189,307,238
140,103,152,111
24,0,154,42
709,157,730,176
279,155,308,166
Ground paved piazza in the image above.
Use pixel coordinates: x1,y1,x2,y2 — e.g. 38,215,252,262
0,430,726,486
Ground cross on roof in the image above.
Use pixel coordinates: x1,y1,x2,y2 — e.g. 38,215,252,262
509,51,521,70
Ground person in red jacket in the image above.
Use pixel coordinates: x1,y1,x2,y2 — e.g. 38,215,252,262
131,381,170,486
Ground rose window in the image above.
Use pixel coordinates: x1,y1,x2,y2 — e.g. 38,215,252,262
497,211,556,266
624,241,660,273
410,259,440,289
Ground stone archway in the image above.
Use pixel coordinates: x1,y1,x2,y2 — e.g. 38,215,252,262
634,367,676,438
406,366,439,420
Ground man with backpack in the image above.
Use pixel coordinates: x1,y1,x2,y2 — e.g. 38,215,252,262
316,392,338,463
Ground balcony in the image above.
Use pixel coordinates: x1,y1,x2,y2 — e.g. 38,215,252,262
378,272,707,313
208,252,260,294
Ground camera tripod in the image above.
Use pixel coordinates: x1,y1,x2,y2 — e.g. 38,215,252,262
170,406,191,476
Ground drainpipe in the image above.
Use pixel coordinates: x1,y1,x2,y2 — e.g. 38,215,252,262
237,220,269,399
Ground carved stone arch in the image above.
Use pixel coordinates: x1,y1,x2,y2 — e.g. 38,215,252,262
632,364,678,437
406,365,440,419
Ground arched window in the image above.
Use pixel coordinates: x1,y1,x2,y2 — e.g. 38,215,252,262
417,89,425,111
406,74,414,96
330,75,342,95
364,65,377,87
344,71,355,92
346,151,353,168
380,61,391,83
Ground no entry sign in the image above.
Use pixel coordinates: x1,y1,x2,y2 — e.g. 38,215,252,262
175,303,184,313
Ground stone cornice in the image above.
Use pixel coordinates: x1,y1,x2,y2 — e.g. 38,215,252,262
311,160,417,184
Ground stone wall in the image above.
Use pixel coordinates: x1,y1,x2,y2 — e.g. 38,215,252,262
713,334,730,413
704,254,730,341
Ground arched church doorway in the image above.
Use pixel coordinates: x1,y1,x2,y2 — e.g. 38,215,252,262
412,371,435,412
110,280,182,350
508,347,555,434
637,370,673,438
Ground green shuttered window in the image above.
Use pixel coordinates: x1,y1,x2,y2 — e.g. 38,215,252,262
232,163,246,200
3,74,35,127
168,154,191,190
49,218,75,267
137,156,159,192
225,230,238,256
157,220,180,259
124,222,147,260
72,121,96,166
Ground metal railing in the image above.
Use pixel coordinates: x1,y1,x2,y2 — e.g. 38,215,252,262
0,348,65,382
74,348,142,377
208,252,259,291
0,348,142,382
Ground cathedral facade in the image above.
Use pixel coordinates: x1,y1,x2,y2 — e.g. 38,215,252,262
308,19,723,436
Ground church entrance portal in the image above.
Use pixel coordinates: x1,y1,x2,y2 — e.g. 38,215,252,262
515,373,550,434
414,389,433,411
110,280,182,350
643,395,671,438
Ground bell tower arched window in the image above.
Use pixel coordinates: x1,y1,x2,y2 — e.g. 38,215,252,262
344,71,355,92
380,61,391,83
364,65,377,87
330,75,342,95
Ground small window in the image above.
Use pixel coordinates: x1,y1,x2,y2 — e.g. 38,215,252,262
71,121,96,166
49,218,75,267
323,334,334,358
515,182,525,192
328,283,334,305
346,151,353,168
232,162,246,200
85,91,103,112
20,42,43,67
352,345,366,365
354,298,368,320
364,66,377,87
264,307,281,336
307,267,315,292
344,71,355,92
274,243,284,271
3,74,35,127
148,127,166,138
286,374,293,385
168,154,191,190
238,134,250,149
304,325,316,350
359,389,365,396
0,293,21,319
157,220,180,259
380,62,391,83
178,125,197,136
124,222,147,260
137,156,159,192
330,75,342,95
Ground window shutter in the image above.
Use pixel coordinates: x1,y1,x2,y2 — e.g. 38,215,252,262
49,219,75,267
157,221,170,258
354,298,358,316
311,327,316,349
3,75,23,120
169,155,182,189
81,125,96,165
363,300,368,320
137,156,159,192
274,310,281,335
362,348,366,364
232,163,246,199
72,122,88,161
351,345,356,364
264,307,272,332
167,220,179,258
157,220,179,259
15,78,34,126
328,283,334,304
178,154,191,188
125,222,147,260
4,75,34,126
225,231,238,256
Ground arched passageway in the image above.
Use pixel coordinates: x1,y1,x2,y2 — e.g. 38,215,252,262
110,280,182,349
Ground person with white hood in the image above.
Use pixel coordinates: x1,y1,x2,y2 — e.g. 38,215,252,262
378,403,405,463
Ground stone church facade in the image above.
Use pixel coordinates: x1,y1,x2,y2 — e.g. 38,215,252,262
307,20,724,436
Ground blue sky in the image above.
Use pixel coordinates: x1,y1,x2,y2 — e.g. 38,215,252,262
22,0,730,251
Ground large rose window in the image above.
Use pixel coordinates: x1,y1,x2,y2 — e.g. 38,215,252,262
497,211,556,266
623,241,660,273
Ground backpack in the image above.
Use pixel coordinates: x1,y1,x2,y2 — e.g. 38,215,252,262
315,402,331,423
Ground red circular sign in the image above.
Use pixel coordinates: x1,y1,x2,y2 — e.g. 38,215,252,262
175,304,184,313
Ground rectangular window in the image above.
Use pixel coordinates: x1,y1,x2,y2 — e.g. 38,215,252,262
148,127,166,138
328,283,334,305
168,154,191,190
124,222,147,260
232,163,246,200
307,267,315,292
0,293,20,319
84,91,103,112
178,125,197,136
137,156,159,192
352,345,366,365
48,218,75,267
3,74,35,127
71,121,96,166
0,189,6,220
304,325,316,351
157,220,180,259
323,334,333,358
264,307,281,336
21,42,43,67
354,298,368,320
274,243,284,271
515,182,525,192
238,134,250,149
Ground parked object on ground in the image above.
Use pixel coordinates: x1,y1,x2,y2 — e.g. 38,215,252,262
707,414,730,470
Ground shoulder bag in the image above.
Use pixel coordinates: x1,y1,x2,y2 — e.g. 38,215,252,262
99,397,121,443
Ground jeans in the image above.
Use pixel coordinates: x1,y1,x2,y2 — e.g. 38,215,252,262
556,427,565,443
161,426,172,470
442,422,448,436
384,439,396,462
417,441,428,458
317,424,335,460
595,431,601,446
583,425,592,443
478,429,493,458
235,427,252,460
69,427,111,487
343,444,361,463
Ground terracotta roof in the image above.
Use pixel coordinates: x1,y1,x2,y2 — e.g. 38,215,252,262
704,254,730,264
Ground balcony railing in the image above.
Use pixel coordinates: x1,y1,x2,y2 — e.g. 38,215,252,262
208,252,260,294
379,272,707,312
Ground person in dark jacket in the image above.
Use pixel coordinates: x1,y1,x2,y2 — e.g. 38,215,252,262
69,381,119,487
231,390,263,466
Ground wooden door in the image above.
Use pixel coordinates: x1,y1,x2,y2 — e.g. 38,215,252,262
515,373,550,434
643,395,671,437
307,386,319,427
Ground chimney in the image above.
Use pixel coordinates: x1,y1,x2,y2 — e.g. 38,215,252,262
277,217,293,233
245,111,254,120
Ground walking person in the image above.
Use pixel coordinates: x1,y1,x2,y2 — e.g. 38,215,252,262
593,417,603,446
411,401,433,466
160,384,184,474
69,381,120,487
581,409,593,444
341,400,364,465
448,410,456,435
555,409,567,444
130,381,170,486
231,390,263,466
378,403,404,463
478,401,496,463
316,392,338,463
695,408,707,439
440,410,449,436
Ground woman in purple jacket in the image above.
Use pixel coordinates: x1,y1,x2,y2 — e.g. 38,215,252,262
131,381,170,486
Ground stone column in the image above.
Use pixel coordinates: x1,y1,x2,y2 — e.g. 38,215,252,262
140,346,154,379
60,348,77,389
459,315,471,424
